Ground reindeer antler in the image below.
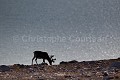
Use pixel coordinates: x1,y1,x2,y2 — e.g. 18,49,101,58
50,55,54,58
52,58,56,63
50,55,56,63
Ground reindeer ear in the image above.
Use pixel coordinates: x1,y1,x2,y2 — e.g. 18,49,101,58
50,55,54,58
51,55,54,57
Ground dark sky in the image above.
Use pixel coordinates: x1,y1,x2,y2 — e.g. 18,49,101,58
0,0,120,65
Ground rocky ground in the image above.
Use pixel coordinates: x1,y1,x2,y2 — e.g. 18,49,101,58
0,58,120,80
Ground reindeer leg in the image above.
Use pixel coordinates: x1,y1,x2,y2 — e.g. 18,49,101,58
43,59,45,63
35,58,38,64
32,56,35,65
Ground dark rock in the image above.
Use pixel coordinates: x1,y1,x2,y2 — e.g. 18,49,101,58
103,72,108,76
103,76,111,80
64,75,71,78
109,62,120,69
38,79,44,80
60,60,78,65
60,61,68,65
0,65,10,72
13,64,25,68
88,61,96,64
68,60,78,63
102,72,115,80
118,57,120,59
40,63,48,65
115,76,119,79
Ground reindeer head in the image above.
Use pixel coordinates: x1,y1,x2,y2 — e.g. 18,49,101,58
50,55,56,63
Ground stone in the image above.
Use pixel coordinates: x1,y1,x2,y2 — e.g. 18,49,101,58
109,62,120,69
0,65,10,72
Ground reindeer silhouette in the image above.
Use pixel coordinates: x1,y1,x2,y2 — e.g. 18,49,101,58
32,51,56,65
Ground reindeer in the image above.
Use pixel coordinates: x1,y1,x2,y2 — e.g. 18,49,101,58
32,51,56,65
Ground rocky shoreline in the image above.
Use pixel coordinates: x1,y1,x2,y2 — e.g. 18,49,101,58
0,58,120,80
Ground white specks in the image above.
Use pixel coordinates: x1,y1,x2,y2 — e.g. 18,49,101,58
0,0,120,65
